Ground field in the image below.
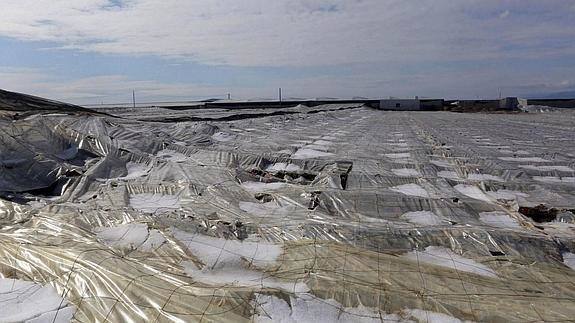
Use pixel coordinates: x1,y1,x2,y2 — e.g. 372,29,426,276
1,95,575,322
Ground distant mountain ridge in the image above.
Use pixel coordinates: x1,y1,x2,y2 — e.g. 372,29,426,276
0,88,98,114
526,90,575,99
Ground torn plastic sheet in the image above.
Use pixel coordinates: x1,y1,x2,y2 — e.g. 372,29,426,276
1,100,575,322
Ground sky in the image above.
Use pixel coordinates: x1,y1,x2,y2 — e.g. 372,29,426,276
1,0,575,105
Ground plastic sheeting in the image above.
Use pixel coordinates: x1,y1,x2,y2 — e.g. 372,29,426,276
1,101,575,322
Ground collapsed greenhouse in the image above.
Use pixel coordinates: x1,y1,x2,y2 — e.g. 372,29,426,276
1,89,575,322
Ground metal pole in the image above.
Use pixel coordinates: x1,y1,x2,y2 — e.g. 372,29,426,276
132,90,136,109
279,88,282,102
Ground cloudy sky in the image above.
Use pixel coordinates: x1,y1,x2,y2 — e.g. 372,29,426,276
1,0,575,104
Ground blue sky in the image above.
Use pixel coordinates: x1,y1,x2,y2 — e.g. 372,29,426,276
1,0,575,104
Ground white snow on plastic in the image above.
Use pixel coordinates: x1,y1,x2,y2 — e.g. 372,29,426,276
438,171,461,180
313,140,333,146
479,212,521,229
563,252,575,270
439,172,503,182
181,262,308,292
486,189,529,201
291,148,334,159
212,131,236,142
0,278,75,323
392,168,421,177
95,223,166,252
385,153,411,159
172,229,282,269
120,162,150,179
174,230,308,292
520,165,574,172
403,246,497,278
390,184,430,198
533,176,575,184
241,181,288,193
405,309,470,323
454,185,492,202
252,293,387,323
129,193,181,214
431,160,452,168
303,144,331,152
401,211,444,226
498,157,549,162
266,163,302,172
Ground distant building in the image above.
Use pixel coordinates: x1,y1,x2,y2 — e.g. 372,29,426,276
379,99,421,111
499,97,519,110
518,98,575,109
420,99,445,111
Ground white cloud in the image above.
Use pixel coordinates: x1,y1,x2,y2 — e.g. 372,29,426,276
499,10,510,19
0,0,574,67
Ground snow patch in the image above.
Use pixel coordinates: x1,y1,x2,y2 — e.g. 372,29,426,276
291,148,334,159
430,160,452,168
302,144,330,152
242,181,288,193
266,163,302,172
438,171,461,180
181,262,308,292
252,293,386,323
173,229,282,269
390,184,429,198
392,168,421,177
519,165,573,172
173,230,307,292
313,140,333,146
120,162,150,179
403,246,497,278
385,153,411,159
95,223,166,252
563,252,575,270
0,278,75,323
401,211,444,226
130,193,181,214
405,309,470,323
533,176,575,184
454,185,492,203
479,212,521,229
439,172,503,182
486,189,528,201
212,131,236,142
499,157,549,162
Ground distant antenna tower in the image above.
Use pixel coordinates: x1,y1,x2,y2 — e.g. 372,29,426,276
132,90,136,108
279,88,282,102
